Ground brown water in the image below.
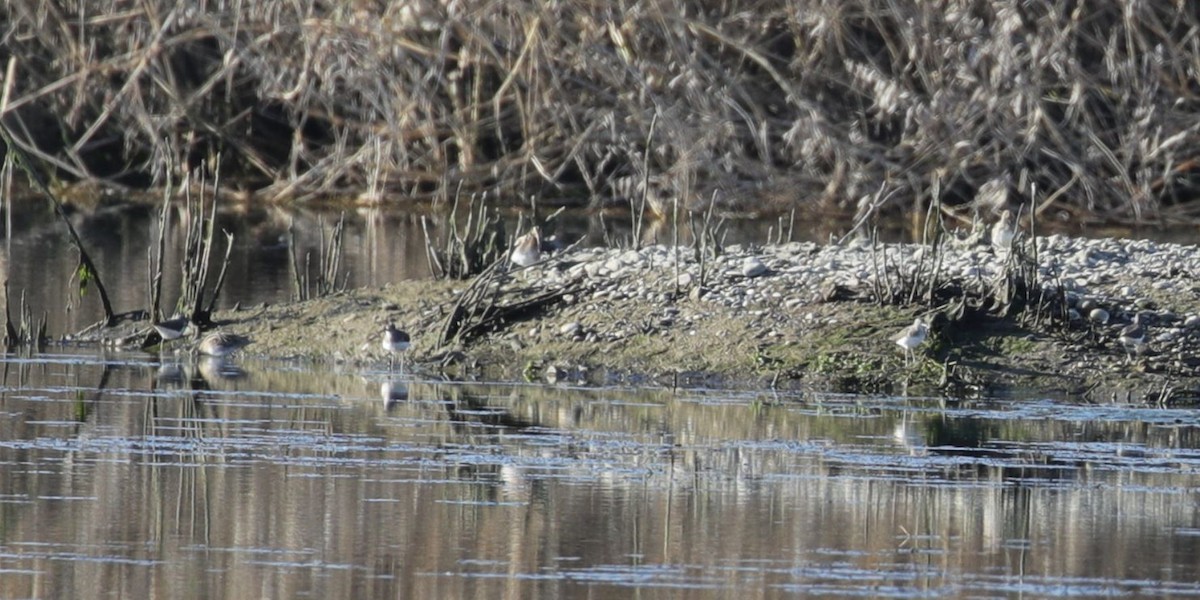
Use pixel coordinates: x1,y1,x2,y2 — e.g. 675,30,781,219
1,350,1199,598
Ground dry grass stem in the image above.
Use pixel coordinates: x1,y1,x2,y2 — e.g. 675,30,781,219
0,1,1194,220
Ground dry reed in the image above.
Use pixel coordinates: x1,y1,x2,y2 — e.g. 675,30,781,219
0,1,1197,223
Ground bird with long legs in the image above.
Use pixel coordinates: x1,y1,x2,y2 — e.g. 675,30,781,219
894,318,928,366
382,323,411,373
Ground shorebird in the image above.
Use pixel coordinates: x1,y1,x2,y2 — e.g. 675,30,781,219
510,227,542,267
152,316,191,341
1118,314,1147,360
197,331,252,357
991,209,1015,256
382,323,411,372
895,318,929,366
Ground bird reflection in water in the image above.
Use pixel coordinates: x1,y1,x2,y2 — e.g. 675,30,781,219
892,411,928,456
154,361,188,388
198,355,247,387
380,379,409,410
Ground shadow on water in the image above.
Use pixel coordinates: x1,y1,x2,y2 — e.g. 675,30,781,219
0,350,1199,597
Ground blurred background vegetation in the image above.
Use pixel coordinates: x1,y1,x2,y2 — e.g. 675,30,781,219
1,0,1198,225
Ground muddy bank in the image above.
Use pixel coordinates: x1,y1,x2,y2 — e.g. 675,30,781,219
94,234,1200,401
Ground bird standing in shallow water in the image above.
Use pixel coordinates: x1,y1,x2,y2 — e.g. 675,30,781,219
895,318,928,366
197,332,252,357
510,227,542,267
382,323,411,372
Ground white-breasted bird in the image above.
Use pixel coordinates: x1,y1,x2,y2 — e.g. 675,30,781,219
991,209,1015,256
152,316,191,341
382,323,411,372
895,318,929,366
1118,314,1147,360
510,227,542,267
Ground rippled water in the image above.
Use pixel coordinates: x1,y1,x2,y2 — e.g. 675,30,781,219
1,350,1198,598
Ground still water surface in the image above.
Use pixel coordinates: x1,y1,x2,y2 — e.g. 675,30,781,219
1,350,1198,598
1,201,825,335
5,199,1193,338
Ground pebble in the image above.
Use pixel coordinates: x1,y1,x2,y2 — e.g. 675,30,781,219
1155,329,1180,343
742,257,768,277
498,234,1200,371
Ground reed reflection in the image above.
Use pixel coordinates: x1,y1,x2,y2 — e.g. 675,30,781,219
0,356,1198,598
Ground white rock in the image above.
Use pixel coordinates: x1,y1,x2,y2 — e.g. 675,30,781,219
742,256,768,277
1154,329,1179,343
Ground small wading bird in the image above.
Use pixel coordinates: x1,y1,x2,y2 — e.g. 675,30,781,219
1118,314,1147,360
991,209,1015,256
197,331,252,357
510,227,542,267
895,318,929,366
382,323,411,372
152,316,191,341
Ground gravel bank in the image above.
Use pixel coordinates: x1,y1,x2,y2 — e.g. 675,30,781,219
114,234,1200,400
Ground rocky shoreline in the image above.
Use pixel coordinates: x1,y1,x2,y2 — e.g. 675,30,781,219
102,233,1200,402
